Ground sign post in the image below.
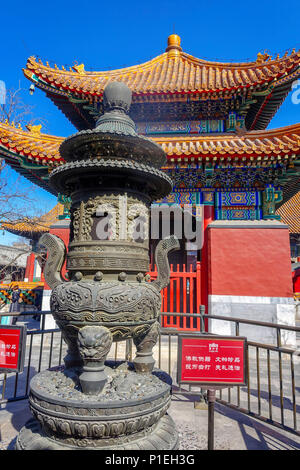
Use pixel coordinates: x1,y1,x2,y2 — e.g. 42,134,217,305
0,325,27,374
207,388,216,450
177,334,247,450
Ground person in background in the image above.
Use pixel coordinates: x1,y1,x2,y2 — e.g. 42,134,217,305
10,285,22,325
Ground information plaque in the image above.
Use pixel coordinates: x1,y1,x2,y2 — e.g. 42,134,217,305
0,325,27,373
177,334,247,387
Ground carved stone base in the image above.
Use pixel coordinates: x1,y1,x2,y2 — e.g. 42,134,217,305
15,364,178,450
16,414,178,450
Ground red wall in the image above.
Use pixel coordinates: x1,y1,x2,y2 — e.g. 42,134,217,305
49,227,70,249
208,226,294,298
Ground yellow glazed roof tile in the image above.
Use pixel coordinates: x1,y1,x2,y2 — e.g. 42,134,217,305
0,120,299,164
23,35,300,97
2,203,65,235
0,121,64,166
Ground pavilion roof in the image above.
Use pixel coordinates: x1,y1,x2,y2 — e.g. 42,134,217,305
0,121,63,165
1,119,299,159
23,35,300,131
2,203,65,238
0,120,64,195
158,123,300,159
0,281,44,290
24,37,300,96
0,119,299,195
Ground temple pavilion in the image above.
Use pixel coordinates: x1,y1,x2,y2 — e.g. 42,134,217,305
0,35,299,336
0,204,65,310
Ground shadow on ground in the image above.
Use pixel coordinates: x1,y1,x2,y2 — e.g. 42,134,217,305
216,402,300,450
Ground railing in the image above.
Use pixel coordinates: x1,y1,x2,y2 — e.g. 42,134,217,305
148,262,202,331
1,311,299,438
201,313,300,437
0,312,64,403
119,312,300,436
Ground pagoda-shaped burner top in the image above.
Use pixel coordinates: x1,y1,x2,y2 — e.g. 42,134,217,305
57,81,167,170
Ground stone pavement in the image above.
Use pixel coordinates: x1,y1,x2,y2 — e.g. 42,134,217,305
1,390,300,450
0,316,300,450
169,396,300,450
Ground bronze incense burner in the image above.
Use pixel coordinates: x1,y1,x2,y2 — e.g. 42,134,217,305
16,82,179,450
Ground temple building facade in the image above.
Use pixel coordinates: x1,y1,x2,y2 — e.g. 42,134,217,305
1,203,67,314
0,242,42,312
0,35,299,342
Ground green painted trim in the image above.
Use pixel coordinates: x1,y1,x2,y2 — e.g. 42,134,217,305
252,85,274,97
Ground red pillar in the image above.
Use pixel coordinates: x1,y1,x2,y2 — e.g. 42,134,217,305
25,252,35,282
293,268,300,295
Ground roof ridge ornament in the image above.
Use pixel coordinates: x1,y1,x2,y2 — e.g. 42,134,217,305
72,63,85,74
26,124,42,135
165,34,182,57
256,50,272,64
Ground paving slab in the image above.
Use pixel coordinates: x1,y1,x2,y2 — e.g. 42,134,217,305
169,396,300,450
0,316,299,451
1,394,300,451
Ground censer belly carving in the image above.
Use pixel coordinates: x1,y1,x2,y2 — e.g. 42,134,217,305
43,234,178,371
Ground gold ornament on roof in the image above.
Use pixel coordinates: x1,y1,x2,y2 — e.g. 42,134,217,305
72,63,85,74
256,50,272,64
166,34,182,57
26,124,42,134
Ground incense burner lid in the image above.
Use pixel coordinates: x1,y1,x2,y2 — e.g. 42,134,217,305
59,81,166,169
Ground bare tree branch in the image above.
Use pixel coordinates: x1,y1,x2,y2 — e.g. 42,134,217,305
0,86,47,128
0,86,50,293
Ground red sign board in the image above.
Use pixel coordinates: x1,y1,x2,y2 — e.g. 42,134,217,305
177,335,247,387
0,325,26,373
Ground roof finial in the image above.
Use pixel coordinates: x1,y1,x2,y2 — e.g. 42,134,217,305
166,34,182,56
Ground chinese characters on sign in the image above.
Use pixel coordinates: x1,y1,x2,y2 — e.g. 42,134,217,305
178,335,247,386
0,325,26,373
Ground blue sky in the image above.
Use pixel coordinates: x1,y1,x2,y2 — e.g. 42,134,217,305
1,0,299,244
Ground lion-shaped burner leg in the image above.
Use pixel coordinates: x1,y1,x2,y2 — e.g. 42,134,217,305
77,325,113,395
133,321,160,374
